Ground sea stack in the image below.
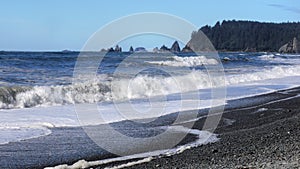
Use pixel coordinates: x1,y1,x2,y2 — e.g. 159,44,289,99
134,47,147,52
159,45,170,52
279,37,300,53
170,41,180,53
153,47,159,53
114,45,122,52
181,45,193,52
129,46,134,52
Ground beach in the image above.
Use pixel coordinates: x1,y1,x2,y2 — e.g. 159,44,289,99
2,86,299,169
0,52,300,169
114,87,300,169
2,2,300,168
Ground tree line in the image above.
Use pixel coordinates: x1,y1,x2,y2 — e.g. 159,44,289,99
191,20,300,52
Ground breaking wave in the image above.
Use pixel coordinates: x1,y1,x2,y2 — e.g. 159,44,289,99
1,65,300,109
146,55,219,67
258,54,275,60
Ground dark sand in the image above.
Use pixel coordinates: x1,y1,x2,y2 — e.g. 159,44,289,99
115,88,300,169
1,87,299,169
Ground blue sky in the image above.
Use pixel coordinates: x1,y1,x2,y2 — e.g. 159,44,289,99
0,0,299,51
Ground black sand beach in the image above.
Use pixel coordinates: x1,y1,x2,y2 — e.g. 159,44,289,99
1,87,300,169
119,87,300,169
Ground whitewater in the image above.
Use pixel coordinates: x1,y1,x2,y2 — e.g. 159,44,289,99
1,51,300,168
1,55,300,109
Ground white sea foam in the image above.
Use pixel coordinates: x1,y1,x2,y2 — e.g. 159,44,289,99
146,55,219,67
1,54,300,145
258,54,275,60
1,64,300,109
1,53,300,168
0,126,51,145
0,105,78,145
257,53,300,65
1,75,300,145
257,108,268,112
226,65,300,85
44,126,219,169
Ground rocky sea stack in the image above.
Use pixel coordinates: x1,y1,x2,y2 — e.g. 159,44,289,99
170,41,180,53
279,37,300,53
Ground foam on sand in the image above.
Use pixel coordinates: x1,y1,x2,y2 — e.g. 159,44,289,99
0,105,78,145
44,126,219,169
0,126,51,145
1,74,300,145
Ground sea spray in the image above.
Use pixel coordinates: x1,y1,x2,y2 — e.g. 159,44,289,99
1,64,300,109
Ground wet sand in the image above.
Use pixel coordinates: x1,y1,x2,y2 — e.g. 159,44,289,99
1,87,300,169
118,87,300,169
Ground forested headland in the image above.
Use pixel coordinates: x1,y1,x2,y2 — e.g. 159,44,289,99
184,20,300,53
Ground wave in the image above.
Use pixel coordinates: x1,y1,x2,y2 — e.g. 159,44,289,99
0,82,112,109
1,65,300,109
257,54,275,60
257,53,300,64
0,71,214,109
146,56,219,67
226,65,300,84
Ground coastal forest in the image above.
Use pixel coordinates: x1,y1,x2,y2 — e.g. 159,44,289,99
191,20,300,52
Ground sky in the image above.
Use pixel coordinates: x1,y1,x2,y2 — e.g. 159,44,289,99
0,0,300,51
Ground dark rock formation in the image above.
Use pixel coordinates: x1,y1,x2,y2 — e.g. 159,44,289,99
184,31,216,52
279,37,300,53
61,49,72,53
108,47,114,52
114,45,122,52
100,48,107,52
222,57,231,62
181,45,193,52
170,41,180,53
153,47,159,53
129,46,134,52
159,45,170,52
135,47,147,52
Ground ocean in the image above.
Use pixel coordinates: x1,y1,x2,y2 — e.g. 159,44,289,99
1,51,300,168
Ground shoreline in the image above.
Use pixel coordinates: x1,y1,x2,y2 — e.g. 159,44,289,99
112,87,300,169
0,87,299,168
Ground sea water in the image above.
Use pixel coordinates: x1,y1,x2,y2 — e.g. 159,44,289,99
0,51,300,163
